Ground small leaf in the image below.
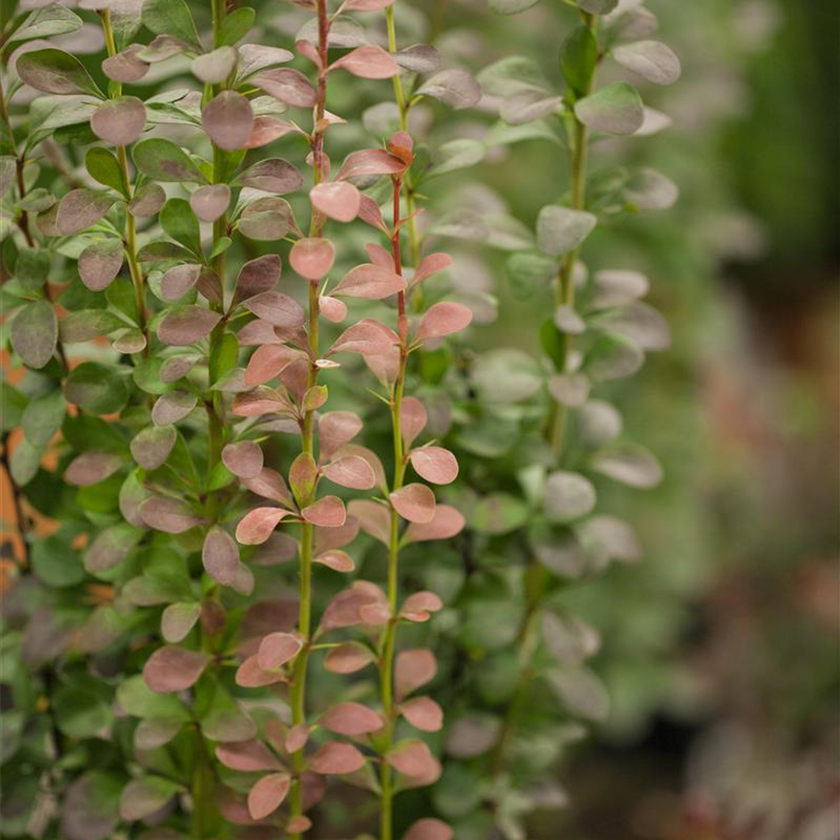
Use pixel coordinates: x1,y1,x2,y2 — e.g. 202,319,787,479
222,441,263,479
11,300,57,369
160,197,202,255
216,739,282,772
103,45,149,83
141,0,200,47
202,527,240,585
310,181,360,222
130,424,176,470
236,507,292,545
190,184,231,222
324,642,375,674
544,470,597,521
308,741,366,775
91,97,146,146
415,302,473,341
404,504,465,543
387,740,441,780
151,390,197,425
330,45,399,79
257,632,302,670
400,397,428,449
133,138,205,183
536,205,597,256
141,496,203,533
401,697,444,732
409,447,458,485
243,291,305,328
161,602,201,643
253,67,317,108
56,189,116,235
319,702,383,735
119,776,181,822
589,443,662,488
416,69,482,109
396,649,437,700
574,81,644,135
234,254,281,302
202,90,254,151
78,239,124,291
290,237,335,280
192,45,238,84
612,40,681,86
17,48,103,97
322,456,376,490
332,264,405,299
158,305,222,345
390,483,435,523
336,148,406,180
143,646,208,693
248,773,291,821
65,451,123,486
402,819,454,840
302,496,346,528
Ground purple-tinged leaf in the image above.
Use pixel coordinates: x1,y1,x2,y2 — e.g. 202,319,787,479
257,632,303,670
332,264,406,299
328,319,395,356
319,295,347,323
253,67,317,108
56,189,115,235
401,591,444,622
160,263,201,302
248,773,291,821
130,424,176,470
409,446,458,485
412,252,452,286
158,305,222,345
415,302,472,341
308,741,366,775
324,642,374,674
400,697,443,732
119,776,181,822
416,69,481,110
235,654,287,688
216,739,282,772
320,582,388,631
285,724,309,754
404,504,465,543
244,344,303,386
232,387,294,417
17,48,103,97
390,483,436,523
238,158,303,194
387,740,441,780
143,646,208,693
310,181,360,222
237,44,294,79
202,90,254,151
301,496,346,528
189,184,231,222
319,702,383,736
192,45,238,84
395,648,437,700
234,254,282,303
330,45,399,79
222,441,264,479
141,496,203,533
347,499,391,545
243,291,305,328
322,456,375,490
244,115,298,149
402,819,454,840
65,451,122,486
290,237,335,280
236,507,292,545
91,96,146,146
336,148,406,180
78,239,124,291
128,182,166,217
400,397,427,449
314,549,354,572
319,411,363,459
151,391,197,425
202,527,240,585
161,602,201,643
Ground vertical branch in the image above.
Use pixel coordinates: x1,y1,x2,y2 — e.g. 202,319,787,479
288,2,329,834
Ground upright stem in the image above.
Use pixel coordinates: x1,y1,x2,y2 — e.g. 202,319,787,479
549,10,596,458
288,3,329,835
378,176,408,840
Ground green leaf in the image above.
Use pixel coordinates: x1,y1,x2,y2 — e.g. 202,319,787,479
539,317,566,370
10,438,41,485
544,470,597,521
426,138,485,179
141,0,201,48
22,389,65,447
612,40,681,87
85,147,127,196
488,0,541,15
574,82,644,135
15,48,103,98
0,383,28,432
561,24,598,98
218,7,255,46
536,205,597,256
589,442,663,488
65,361,130,415
60,309,125,344
14,247,50,290
54,684,112,738
160,197,202,256
11,300,57,369
209,332,238,385
506,251,557,300
31,532,85,587
116,674,190,720
8,4,83,43
578,0,618,12
133,138,205,183
61,772,123,840
119,776,182,822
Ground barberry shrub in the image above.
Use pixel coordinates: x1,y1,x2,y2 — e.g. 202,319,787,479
0,0,675,839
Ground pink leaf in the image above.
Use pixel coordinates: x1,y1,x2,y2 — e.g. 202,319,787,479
253,68,317,108
161,264,201,302
318,411,363,459
257,632,303,670
248,772,291,821
402,819,453,840
319,702,384,736
158,306,222,346
244,344,303,386
324,642,375,674
387,740,441,780
287,816,312,833
336,149,407,181
412,252,452,286
319,295,347,323
243,291,305,328
235,654,287,688
332,264,406,299
400,697,444,732
390,483,436,524
365,242,395,270
301,496,346,528
404,504,465,543
285,724,309,754
395,648,437,701
91,96,146,146
140,496,203,534
290,237,335,280
322,456,376,490
65,451,122,486
222,441,264,479
202,526,240,586
78,239,124,292
314,516,360,554
216,739,282,772
358,193,388,231
102,46,149,83
236,507,292,545
310,182,360,222
346,499,391,545
244,115,297,149
400,397,428,449
314,549,355,572
232,387,295,417
328,319,396,356
330,45,399,80
243,467,294,506
308,741,366,775
401,591,444,622
143,646,208,693
190,184,231,223
234,254,282,303
202,90,255,151
320,582,388,631
409,446,459,485
415,302,472,342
